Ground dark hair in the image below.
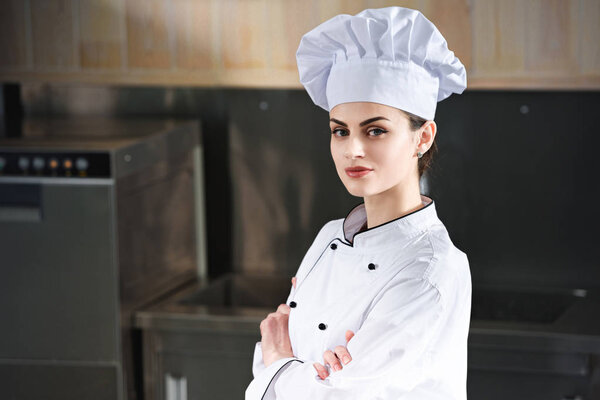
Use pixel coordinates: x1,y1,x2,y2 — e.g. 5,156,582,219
401,110,437,178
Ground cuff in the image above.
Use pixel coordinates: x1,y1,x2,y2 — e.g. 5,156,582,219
245,356,303,400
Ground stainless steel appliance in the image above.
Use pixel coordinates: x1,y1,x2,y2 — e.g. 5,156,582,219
0,117,206,400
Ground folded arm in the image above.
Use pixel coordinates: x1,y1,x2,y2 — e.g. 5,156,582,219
246,277,445,400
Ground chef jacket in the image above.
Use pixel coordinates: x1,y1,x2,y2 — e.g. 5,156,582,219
245,194,472,399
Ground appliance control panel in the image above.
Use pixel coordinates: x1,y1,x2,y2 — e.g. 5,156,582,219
0,151,111,178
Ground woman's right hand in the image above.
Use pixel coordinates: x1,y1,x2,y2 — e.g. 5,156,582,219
313,330,355,380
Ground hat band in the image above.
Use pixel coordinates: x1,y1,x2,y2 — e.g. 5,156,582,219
325,59,439,120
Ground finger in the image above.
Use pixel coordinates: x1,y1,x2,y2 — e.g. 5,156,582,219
277,303,291,315
291,276,297,289
313,362,329,380
323,349,342,372
334,345,352,365
345,330,355,343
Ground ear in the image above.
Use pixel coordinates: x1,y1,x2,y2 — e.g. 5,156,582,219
417,120,437,153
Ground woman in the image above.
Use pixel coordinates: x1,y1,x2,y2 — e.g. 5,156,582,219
246,6,471,400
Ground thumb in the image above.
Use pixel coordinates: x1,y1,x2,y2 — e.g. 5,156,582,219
345,330,355,343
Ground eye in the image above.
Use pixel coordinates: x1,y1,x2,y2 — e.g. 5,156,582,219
331,128,348,137
368,128,388,137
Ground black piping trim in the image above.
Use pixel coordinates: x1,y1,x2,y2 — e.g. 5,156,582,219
341,195,435,247
293,239,338,296
261,359,304,400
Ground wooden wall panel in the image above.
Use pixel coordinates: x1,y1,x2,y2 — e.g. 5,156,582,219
0,0,597,88
220,0,267,69
79,0,123,69
172,0,215,70
580,0,600,75
422,0,472,71
0,0,29,68
524,0,578,74
472,0,525,76
30,0,75,68
125,0,171,69
268,0,320,71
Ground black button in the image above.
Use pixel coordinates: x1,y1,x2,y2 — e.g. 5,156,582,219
330,243,337,250
318,323,327,330
368,263,376,270
289,301,297,308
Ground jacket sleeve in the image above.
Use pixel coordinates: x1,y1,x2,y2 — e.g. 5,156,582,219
245,277,446,400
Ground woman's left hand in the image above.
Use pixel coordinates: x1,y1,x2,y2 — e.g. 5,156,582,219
260,303,295,367
313,330,355,379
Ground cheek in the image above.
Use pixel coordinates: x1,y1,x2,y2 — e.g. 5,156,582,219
371,140,413,173
330,139,343,168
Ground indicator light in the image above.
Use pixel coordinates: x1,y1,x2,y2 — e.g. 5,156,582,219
75,157,89,171
49,158,59,169
18,157,30,170
63,158,73,169
33,157,45,170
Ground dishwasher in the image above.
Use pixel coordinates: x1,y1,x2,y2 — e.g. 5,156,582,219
0,117,207,400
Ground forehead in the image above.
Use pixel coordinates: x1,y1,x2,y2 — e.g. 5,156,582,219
329,102,404,122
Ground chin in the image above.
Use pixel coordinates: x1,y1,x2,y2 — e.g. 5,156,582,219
342,182,376,198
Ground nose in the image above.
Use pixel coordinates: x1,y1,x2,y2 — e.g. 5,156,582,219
344,135,365,159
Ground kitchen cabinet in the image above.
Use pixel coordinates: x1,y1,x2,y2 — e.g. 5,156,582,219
140,329,257,400
0,0,598,89
136,275,600,400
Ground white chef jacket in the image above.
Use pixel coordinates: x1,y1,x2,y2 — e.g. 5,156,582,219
246,194,472,400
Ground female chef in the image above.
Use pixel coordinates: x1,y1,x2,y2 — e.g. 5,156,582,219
246,6,472,400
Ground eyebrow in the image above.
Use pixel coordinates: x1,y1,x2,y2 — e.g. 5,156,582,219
329,116,390,127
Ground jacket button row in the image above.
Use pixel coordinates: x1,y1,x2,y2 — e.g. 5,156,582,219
368,263,376,270
330,243,337,250
289,301,297,308
318,323,327,330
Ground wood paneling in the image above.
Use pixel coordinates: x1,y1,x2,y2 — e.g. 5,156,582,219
0,0,598,88
268,0,320,71
79,0,123,69
0,0,29,68
220,0,267,69
172,0,215,70
472,0,526,76
422,0,472,71
125,0,171,69
524,0,578,74
581,0,600,75
30,0,75,68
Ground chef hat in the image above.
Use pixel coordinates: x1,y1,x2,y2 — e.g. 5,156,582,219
296,6,467,120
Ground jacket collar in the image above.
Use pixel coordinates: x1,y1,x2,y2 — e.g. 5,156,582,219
341,194,439,249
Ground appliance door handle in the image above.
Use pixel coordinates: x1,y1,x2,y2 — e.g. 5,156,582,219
0,205,42,222
165,373,188,400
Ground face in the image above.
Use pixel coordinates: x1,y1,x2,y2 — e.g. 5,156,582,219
329,102,423,198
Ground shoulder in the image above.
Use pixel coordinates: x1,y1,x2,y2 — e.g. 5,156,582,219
392,222,470,310
422,223,471,309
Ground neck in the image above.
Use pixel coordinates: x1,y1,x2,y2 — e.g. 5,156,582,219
363,181,423,230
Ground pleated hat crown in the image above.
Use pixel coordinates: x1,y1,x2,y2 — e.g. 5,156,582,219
295,7,467,120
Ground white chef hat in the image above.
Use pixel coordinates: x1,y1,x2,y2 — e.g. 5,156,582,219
296,7,467,120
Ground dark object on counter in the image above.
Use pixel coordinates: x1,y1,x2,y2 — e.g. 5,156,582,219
0,118,205,400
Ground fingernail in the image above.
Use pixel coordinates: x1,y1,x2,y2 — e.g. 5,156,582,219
334,364,341,371
342,356,351,364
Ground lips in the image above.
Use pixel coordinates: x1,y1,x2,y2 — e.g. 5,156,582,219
345,166,373,178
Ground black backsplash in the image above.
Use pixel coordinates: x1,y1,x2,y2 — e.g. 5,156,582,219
19,84,600,289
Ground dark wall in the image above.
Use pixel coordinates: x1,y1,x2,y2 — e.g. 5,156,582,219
18,84,600,289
